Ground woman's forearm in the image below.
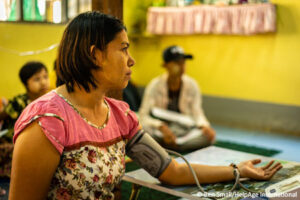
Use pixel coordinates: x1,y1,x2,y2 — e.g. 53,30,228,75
159,159,235,185
182,163,235,184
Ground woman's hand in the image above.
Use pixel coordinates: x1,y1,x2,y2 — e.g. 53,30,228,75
237,159,282,180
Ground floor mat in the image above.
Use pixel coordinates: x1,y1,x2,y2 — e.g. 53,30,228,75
214,140,281,157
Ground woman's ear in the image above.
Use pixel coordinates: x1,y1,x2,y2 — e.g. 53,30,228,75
90,45,96,60
90,45,103,67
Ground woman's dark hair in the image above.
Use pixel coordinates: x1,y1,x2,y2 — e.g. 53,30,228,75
19,61,47,86
53,59,64,87
56,11,126,93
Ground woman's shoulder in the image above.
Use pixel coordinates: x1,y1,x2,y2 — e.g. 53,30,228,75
104,97,141,139
105,97,130,112
104,97,138,123
22,91,66,118
14,91,68,153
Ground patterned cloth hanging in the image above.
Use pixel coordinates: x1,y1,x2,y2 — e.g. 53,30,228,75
147,3,276,35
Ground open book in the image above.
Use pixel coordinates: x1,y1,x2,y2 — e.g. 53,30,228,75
151,107,203,145
175,128,203,145
151,107,196,128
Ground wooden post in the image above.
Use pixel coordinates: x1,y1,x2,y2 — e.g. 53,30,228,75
92,0,124,100
92,0,123,20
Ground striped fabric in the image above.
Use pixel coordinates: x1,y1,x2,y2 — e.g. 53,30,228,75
147,3,276,35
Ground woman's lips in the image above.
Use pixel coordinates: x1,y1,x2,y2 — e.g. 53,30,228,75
126,71,132,75
126,71,132,79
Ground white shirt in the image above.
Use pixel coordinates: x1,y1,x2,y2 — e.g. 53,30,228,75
139,73,210,129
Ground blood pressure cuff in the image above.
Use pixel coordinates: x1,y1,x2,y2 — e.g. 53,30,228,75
126,129,172,178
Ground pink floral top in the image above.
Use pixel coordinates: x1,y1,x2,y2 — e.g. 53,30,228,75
14,91,141,200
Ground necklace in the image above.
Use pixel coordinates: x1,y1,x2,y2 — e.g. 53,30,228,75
54,90,110,130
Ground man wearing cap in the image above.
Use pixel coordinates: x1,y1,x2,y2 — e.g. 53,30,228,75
139,45,216,151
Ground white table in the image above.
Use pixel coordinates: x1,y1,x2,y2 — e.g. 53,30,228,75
123,146,300,200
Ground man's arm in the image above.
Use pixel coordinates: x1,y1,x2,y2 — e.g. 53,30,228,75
138,80,164,129
188,79,210,127
189,80,216,142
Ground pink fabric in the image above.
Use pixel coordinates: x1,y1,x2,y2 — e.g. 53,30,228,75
14,91,141,154
147,3,276,35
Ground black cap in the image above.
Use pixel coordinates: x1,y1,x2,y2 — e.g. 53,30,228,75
163,45,193,63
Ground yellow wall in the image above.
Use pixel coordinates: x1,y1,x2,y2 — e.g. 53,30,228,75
0,23,65,98
125,0,300,107
0,0,299,108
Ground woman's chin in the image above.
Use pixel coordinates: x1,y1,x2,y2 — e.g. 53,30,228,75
123,81,129,89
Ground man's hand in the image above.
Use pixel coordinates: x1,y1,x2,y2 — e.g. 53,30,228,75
159,124,177,147
201,126,216,143
237,159,282,180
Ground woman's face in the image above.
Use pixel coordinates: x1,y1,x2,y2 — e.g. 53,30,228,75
165,58,186,78
94,29,135,90
26,68,50,96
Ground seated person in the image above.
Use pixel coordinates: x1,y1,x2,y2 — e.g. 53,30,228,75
123,80,141,112
0,61,49,178
139,45,215,151
9,12,282,200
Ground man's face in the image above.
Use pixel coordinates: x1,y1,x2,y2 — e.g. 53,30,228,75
164,58,186,78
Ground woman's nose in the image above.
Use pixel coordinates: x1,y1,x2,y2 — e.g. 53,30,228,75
128,54,135,67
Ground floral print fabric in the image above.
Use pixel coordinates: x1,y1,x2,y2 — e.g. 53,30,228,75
47,141,126,200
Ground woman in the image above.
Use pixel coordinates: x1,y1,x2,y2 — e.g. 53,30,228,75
9,11,282,200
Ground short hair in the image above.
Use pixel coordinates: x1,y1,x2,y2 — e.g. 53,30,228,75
53,59,64,87
19,61,47,86
56,11,126,93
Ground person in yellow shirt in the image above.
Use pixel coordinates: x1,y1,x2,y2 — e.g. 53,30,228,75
0,61,49,180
